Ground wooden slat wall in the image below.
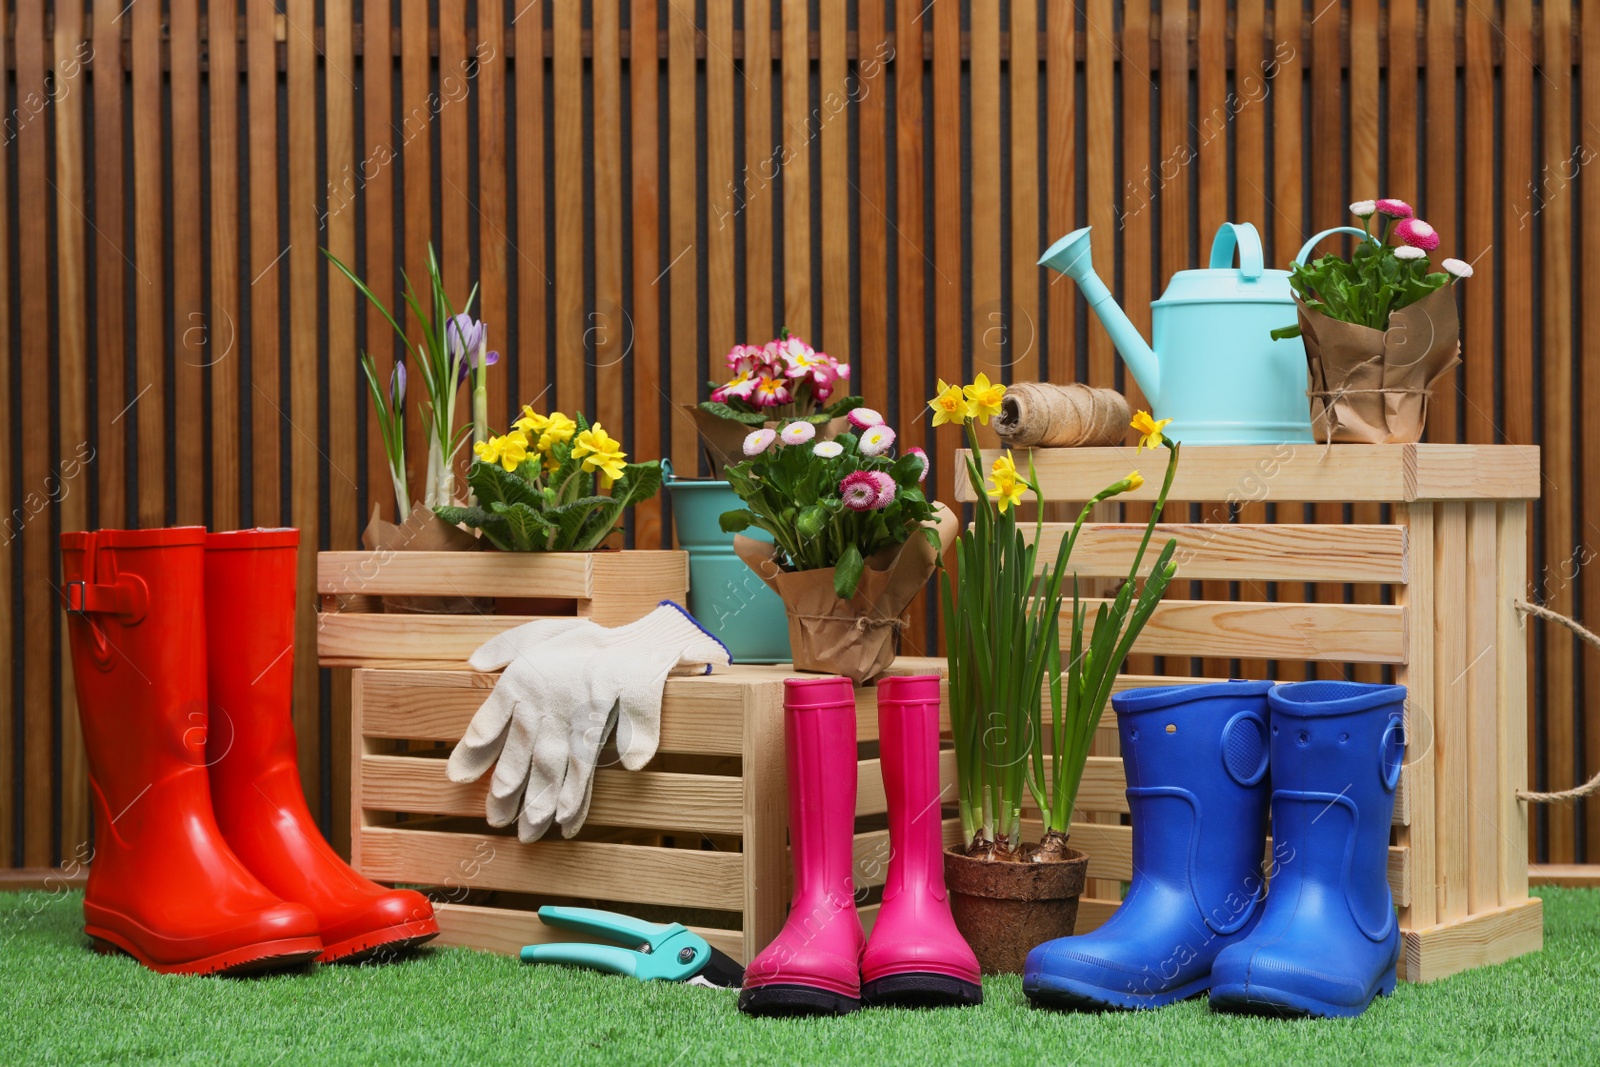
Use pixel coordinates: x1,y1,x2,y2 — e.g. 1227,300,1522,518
2,2,1595,867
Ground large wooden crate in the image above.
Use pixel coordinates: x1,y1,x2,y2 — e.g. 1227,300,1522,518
957,442,1544,982
316,550,688,668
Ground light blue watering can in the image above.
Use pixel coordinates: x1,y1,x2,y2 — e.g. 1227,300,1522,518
1038,221,1372,445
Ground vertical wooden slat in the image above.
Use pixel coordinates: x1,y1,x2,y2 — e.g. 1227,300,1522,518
668,2,699,468
553,2,584,415
1398,503,1438,929
53,0,90,863
1465,502,1500,913
515,0,549,419
1007,0,1039,389
1270,0,1304,270
208,0,242,531
594,0,625,433
91,0,127,533
930,0,960,436
1541,0,1577,863
1434,503,1470,921
325,1,358,549
287,0,321,815
630,0,663,546
705,1,737,372
359,0,398,519
0,0,9,868
1463,3,1495,446
1044,0,1074,389
1348,0,1378,196
1499,503,1532,900
1423,0,1458,446
15,0,53,866
858,1,889,411
969,3,1000,388
478,0,509,431
440,0,471,304
1195,0,1227,241
170,0,204,525
1584,0,1600,861
1158,0,1189,280
894,0,928,648
131,0,165,529
744,0,775,341
818,0,848,360
400,0,432,494
1387,0,1419,199
1084,0,1116,391
780,0,812,338
247,0,282,526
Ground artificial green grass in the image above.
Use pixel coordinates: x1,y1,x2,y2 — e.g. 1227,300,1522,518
3,888,1596,1065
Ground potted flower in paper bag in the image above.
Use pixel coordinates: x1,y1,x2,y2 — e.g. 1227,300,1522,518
692,332,862,476
718,408,953,682
1271,198,1472,443
935,378,1181,974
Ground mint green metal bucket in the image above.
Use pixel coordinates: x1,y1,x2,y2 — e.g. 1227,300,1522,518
662,459,791,664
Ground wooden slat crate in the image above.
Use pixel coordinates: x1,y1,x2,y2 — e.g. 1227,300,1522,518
958,442,1544,983
315,550,689,667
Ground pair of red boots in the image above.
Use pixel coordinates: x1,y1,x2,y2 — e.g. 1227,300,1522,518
738,675,982,1015
61,527,438,975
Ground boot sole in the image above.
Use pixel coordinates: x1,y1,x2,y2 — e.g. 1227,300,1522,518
1025,972,1211,1011
738,983,860,1016
88,928,323,977
318,918,440,964
1209,966,1399,1019
861,972,983,1008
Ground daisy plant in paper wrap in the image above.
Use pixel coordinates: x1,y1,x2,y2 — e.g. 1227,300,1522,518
718,407,939,599
936,380,1181,857
434,407,661,552
325,243,497,511
700,330,863,427
1271,197,1470,340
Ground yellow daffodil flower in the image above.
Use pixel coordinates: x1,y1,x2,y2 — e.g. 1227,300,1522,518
572,422,628,486
1125,470,1145,492
1131,410,1173,451
928,379,972,427
513,405,550,436
537,412,578,453
987,451,1027,513
964,373,1006,425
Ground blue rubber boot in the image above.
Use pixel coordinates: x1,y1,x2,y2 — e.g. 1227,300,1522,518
1209,680,1406,1019
1024,680,1273,1010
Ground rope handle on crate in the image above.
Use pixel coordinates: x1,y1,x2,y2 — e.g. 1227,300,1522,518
1513,600,1600,803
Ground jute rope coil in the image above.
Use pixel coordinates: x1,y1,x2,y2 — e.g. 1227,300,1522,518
993,382,1130,448
1514,600,1600,803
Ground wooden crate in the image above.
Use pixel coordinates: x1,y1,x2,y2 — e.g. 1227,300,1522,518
957,442,1545,983
316,550,689,668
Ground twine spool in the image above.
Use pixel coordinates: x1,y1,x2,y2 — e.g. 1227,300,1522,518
993,382,1130,448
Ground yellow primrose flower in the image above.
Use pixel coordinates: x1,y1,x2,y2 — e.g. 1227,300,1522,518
572,422,628,486
987,451,1027,513
928,379,972,427
1125,470,1145,492
1131,410,1173,451
513,405,550,436
537,412,578,452
963,373,1006,425
473,437,502,466
475,433,528,473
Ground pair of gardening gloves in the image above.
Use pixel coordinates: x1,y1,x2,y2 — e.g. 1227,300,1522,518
446,602,730,842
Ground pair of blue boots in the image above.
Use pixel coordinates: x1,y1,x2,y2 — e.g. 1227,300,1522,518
1024,679,1407,1019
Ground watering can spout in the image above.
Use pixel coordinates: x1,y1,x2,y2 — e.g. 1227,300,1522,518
1038,227,1160,400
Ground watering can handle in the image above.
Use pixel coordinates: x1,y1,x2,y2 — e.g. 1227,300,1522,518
660,456,675,483
1208,222,1265,280
1294,226,1377,265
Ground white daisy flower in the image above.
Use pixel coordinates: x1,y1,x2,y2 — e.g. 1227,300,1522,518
779,421,817,445
858,424,897,457
743,427,778,456
1441,258,1474,279
1392,245,1427,261
1349,200,1378,218
812,441,844,459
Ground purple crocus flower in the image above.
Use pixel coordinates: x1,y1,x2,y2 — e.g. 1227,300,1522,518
390,361,406,407
446,313,492,377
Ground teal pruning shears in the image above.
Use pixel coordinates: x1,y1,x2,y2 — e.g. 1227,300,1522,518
520,906,744,988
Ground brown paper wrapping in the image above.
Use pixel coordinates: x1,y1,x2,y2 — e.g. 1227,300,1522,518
993,382,1130,448
361,503,491,615
688,405,851,478
733,504,959,683
1300,286,1462,444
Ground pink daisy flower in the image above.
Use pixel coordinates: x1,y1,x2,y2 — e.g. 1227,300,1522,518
840,470,884,511
866,470,897,508
743,428,778,455
1393,218,1440,251
848,407,885,431
1375,198,1413,219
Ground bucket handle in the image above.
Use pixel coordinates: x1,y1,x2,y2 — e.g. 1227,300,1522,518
1207,222,1265,280
1293,225,1377,266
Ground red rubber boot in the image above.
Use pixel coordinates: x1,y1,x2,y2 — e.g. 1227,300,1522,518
204,529,438,963
61,527,324,975
861,674,982,1006
738,676,865,1015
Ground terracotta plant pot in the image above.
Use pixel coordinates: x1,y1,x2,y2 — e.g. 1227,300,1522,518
943,844,1090,975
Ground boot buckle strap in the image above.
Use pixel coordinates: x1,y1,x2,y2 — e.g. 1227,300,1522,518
63,575,149,623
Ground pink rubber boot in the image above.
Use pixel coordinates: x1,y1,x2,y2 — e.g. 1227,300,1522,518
861,674,983,1006
738,676,865,1016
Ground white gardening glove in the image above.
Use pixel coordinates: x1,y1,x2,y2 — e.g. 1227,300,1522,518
446,603,729,842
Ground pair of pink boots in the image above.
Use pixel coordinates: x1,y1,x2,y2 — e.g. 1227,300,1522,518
738,674,982,1015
